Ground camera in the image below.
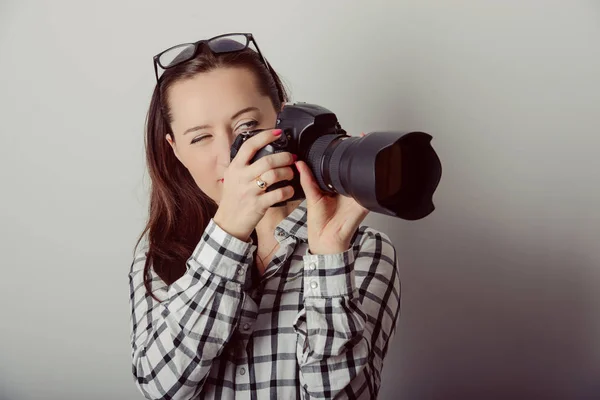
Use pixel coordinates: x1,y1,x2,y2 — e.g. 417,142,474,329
230,102,441,220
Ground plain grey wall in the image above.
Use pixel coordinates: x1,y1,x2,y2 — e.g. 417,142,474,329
0,0,598,399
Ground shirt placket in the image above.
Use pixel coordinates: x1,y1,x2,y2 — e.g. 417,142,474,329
234,294,255,400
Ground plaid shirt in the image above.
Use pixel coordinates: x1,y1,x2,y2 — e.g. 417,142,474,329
129,200,401,399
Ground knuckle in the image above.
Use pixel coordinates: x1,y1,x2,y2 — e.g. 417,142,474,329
239,138,252,151
245,137,258,149
261,157,272,169
264,169,276,182
276,153,288,167
281,169,291,182
279,188,288,200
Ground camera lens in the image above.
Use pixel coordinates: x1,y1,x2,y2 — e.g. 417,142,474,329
305,131,441,220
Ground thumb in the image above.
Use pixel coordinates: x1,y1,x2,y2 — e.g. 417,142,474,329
295,160,322,201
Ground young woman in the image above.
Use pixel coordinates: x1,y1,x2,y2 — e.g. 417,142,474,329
129,33,401,400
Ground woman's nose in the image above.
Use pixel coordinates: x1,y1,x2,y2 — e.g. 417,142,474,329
217,134,234,166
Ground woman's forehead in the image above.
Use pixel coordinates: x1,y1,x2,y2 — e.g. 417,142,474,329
167,68,272,133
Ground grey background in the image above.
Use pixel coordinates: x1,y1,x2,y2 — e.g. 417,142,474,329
0,0,599,399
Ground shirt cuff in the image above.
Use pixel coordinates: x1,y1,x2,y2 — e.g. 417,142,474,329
302,248,356,298
187,218,257,284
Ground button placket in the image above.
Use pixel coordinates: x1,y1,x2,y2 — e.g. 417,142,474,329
236,358,249,380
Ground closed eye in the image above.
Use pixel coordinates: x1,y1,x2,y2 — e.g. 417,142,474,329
190,135,206,144
190,120,259,145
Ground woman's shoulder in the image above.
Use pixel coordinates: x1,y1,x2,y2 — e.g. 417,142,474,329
351,225,400,289
131,234,150,266
350,224,398,268
129,234,155,280
353,224,396,249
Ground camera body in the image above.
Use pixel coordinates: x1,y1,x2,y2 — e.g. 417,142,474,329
230,102,343,206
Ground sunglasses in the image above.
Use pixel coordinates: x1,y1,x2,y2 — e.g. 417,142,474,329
153,32,271,84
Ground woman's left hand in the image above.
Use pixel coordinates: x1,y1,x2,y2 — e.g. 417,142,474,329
294,134,370,255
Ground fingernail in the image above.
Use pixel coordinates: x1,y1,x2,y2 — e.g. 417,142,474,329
292,154,298,161
273,129,282,136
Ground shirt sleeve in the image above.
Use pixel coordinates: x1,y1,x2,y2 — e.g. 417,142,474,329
128,218,257,400
292,228,401,399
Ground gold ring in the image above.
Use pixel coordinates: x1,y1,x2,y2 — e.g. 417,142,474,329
256,177,268,190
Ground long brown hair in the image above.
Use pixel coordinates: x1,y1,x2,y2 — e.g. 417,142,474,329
135,43,289,300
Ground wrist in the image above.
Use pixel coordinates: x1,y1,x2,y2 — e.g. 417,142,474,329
213,215,251,243
308,244,350,255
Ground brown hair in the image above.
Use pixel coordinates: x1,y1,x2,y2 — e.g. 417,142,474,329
135,44,289,300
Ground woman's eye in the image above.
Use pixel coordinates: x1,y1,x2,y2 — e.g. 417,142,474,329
190,135,207,144
190,121,258,144
236,120,258,132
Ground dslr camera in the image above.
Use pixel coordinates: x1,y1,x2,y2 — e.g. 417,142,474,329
230,102,441,220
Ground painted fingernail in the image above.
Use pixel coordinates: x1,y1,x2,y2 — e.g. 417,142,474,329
292,154,298,161
273,129,282,136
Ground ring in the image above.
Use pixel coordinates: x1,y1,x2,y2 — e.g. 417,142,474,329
256,176,268,190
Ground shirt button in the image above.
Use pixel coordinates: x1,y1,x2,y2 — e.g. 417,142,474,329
310,281,318,289
308,262,316,270
239,367,246,375
243,323,251,331
237,268,244,275
277,231,285,237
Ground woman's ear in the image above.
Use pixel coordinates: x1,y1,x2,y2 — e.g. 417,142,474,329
165,134,182,163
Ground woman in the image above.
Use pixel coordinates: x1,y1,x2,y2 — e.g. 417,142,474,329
129,33,401,400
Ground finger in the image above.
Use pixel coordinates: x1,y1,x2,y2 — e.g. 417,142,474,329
253,165,295,191
248,151,295,181
233,129,283,166
260,184,295,208
295,160,322,201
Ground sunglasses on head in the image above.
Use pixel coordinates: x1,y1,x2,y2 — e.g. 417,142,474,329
153,32,270,83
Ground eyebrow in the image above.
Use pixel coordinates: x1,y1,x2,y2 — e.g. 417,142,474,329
183,106,260,135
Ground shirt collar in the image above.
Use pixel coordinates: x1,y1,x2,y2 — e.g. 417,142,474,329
274,199,309,243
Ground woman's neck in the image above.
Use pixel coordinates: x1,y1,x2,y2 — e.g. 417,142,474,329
253,199,302,244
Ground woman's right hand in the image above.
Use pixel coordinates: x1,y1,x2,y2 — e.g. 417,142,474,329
213,128,297,242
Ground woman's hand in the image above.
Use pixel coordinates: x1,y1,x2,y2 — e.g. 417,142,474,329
214,129,296,242
294,133,370,255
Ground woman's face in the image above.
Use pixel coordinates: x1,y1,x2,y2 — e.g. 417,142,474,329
166,66,278,204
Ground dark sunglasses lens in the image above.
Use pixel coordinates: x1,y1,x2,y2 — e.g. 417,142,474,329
209,34,248,53
158,43,196,68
